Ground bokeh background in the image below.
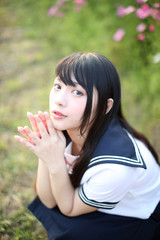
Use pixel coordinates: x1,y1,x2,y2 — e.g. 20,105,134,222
0,0,160,239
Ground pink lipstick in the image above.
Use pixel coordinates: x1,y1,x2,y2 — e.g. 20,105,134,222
51,111,66,119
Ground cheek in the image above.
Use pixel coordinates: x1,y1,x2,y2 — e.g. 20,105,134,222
74,100,86,115
69,101,86,123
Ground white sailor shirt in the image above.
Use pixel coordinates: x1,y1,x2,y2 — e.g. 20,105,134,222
65,119,160,219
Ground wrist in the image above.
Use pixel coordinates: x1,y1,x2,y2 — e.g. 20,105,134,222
48,155,66,174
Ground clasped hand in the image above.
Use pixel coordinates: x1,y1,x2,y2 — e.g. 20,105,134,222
15,111,66,169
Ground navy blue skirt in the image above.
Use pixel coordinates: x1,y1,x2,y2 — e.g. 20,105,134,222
28,197,160,240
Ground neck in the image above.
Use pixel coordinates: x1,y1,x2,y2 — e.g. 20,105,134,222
67,129,86,155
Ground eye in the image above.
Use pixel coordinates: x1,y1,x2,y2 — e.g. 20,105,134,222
54,84,61,90
72,90,83,96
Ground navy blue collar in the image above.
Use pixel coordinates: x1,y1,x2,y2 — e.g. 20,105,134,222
88,119,146,170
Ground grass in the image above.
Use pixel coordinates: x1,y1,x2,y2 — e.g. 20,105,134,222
0,208,47,239
0,1,51,238
0,0,160,238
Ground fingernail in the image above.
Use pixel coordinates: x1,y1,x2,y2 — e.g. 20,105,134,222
38,111,45,120
27,112,33,117
44,112,49,117
24,126,30,131
35,116,41,122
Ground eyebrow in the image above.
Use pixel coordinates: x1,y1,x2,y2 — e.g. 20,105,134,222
72,81,79,86
55,77,79,86
55,77,61,82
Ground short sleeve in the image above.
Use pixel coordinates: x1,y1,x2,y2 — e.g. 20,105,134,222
78,164,136,209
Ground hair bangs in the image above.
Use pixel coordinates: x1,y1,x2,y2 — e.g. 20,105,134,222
55,59,75,86
55,54,90,92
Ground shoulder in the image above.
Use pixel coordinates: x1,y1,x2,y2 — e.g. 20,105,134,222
90,118,146,170
83,163,135,187
79,163,136,209
81,156,136,185
134,138,159,170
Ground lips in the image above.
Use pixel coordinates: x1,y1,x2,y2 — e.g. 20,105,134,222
51,110,66,119
53,111,65,116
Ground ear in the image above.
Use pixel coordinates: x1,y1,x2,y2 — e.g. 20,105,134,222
106,98,114,114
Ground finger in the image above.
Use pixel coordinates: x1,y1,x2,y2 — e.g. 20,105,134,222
38,111,49,132
44,112,66,145
35,116,49,139
15,135,24,142
27,112,41,138
44,112,56,135
23,126,41,144
38,111,45,121
14,135,36,151
18,126,29,138
17,127,35,144
57,130,66,144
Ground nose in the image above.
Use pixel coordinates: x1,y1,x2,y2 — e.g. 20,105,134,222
54,90,67,107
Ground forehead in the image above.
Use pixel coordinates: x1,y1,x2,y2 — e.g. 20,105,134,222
56,62,90,90
55,74,81,87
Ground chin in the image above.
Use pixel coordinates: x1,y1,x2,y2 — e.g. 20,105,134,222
52,123,66,131
53,125,66,131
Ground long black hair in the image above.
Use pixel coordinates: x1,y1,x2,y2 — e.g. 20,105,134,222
56,52,159,188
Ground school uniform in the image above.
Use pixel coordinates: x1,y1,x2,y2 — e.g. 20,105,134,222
28,118,160,240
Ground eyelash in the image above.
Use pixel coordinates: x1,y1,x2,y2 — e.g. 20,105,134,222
54,84,61,90
54,84,83,96
72,90,83,96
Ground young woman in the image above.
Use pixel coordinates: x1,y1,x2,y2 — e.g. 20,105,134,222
15,52,160,240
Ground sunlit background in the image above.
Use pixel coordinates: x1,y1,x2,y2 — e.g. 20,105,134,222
0,0,160,238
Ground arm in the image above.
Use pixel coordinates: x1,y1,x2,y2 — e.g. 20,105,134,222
36,158,56,209
17,112,56,208
15,112,97,216
49,158,97,216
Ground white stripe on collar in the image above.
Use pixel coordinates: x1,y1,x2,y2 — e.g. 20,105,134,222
88,131,146,170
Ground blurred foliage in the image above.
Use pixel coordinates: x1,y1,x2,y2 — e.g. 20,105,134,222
0,0,160,238
0,208,47,239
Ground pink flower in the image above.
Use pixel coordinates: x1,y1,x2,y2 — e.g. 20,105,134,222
117,5,135,17
142,4,151,11
152,9,160,21
74,0,87,5
117,6,126,17
153,3,160,8
56,11,65,17
136,4,153,19
57,0,69,6
113,29,125,41
138,33,145,41
136,23,146,32
125,6,135,15
149,24,155,31
47,5,58,16
136,0,146,3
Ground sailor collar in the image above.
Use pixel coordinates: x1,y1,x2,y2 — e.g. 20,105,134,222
88,118,147,170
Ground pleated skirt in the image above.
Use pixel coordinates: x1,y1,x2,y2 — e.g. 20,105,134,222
28,197,160,240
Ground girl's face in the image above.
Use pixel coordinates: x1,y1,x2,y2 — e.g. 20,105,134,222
49,76,98,133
